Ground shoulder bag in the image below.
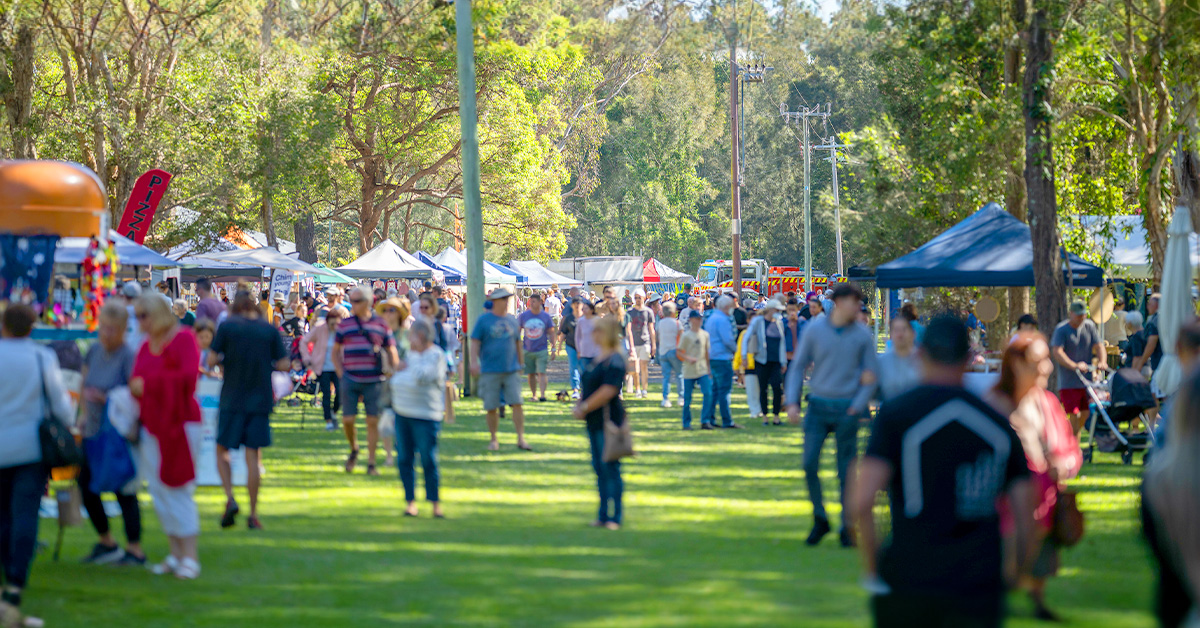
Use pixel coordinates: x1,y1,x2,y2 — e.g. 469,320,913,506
1050,490,1085,547
353,315,385,374
35,352,83,470
601,403,635,463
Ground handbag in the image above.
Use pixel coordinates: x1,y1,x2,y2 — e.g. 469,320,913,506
601,405,635,463
82,408,137,494
35,352,83,470
1050,490,1085,547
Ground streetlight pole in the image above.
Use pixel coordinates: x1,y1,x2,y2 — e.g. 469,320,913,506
456,0,483,397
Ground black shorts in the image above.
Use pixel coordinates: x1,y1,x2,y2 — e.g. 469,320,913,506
217,410,272,450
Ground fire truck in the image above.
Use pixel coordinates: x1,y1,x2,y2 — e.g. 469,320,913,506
693,259,844,297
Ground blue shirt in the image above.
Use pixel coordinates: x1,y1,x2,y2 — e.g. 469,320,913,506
471,311,520,373
518,310,553,353
704,309,737,361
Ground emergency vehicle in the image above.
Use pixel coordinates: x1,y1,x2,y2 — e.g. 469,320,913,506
693,259,845,297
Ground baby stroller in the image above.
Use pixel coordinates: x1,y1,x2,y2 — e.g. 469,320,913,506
1081,367,1157,465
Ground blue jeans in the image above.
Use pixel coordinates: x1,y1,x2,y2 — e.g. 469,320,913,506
587,429,623,524
396,416,441,502
0,462,47,589
710,359,734,426
660,350,683,400
682,375,714,428
802,397,859,526
565,346,581,391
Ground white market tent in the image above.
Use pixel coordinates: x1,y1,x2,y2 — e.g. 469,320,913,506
57,230,179,267
432,247,518,284
337,239,435,280
508,260,584,288
1077,215,1200,279
191,246,327,275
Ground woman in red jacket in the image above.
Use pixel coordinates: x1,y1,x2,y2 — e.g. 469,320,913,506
130,293,203,580
986,332,1083,621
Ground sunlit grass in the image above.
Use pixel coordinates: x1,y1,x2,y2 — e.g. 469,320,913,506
28,384,1154,627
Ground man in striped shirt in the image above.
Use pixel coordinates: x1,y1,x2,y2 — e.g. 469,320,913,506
333,286,399,476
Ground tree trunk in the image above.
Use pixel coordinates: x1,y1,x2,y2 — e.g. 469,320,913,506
1145,175,1167,286
0,25,37,159
260,193,278,248
1172,83,1200,231
293,211,319,262
1024,4,1065,337
1005,9,1029,328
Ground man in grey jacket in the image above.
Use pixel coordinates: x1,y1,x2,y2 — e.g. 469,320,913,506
785,283,877,548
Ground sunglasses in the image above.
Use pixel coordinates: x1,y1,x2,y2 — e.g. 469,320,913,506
349,297,366,304
419,304,430,310
135,312,148,320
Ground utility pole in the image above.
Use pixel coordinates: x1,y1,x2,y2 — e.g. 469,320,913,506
456,0,483,397
729,29,741,303
780,103,830,292
814,131,850,276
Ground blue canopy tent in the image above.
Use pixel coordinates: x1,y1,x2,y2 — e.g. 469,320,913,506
876,203,1105,288
486,261,527,285
417,251,464,286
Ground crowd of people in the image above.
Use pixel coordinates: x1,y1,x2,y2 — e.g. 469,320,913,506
0,273,1198,628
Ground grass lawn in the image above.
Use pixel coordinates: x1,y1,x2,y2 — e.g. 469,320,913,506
31,384,1155,627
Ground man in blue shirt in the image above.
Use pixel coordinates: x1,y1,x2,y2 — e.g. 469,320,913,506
703,295,743,429
470,288,531,452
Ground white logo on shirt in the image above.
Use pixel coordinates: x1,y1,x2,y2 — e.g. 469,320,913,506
900,399,1011,518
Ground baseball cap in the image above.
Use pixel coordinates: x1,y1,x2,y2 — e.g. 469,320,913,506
122,281,142,298
647,294,661,304
324,286,340,296
489,287,514,300
688,310,702,320
1069,301,1087,315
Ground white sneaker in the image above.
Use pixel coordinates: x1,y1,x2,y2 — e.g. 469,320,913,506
174,557,201,580
149,555,179,576
660,399,671,408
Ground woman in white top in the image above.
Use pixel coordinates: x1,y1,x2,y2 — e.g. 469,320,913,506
390,319,448,518
655,303,683,408
0,304,73,623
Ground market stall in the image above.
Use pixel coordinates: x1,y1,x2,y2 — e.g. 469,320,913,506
337,239,437,286
417,251,465,286
641,258,693,294
1,160,114,337
508,260,583,288
877,203,1105,289
432,247,519,284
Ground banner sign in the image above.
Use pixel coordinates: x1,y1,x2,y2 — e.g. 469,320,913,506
117,169,173,244
270,270,294,298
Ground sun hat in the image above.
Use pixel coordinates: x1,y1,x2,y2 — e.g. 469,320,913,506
375,297,408,315
489,287,514,300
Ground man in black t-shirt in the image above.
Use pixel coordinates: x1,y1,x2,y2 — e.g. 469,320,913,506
849,315,1033,628
209,291,290,531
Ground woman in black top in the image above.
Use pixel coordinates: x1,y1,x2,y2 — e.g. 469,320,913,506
572,317,627,530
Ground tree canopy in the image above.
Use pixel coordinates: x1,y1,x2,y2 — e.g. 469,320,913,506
1,0,1198,281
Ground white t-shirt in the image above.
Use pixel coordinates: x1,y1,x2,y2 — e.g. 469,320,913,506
656,318,682,353
545,295,563,319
